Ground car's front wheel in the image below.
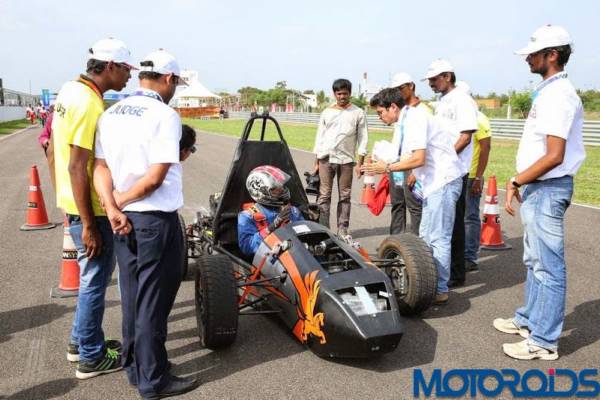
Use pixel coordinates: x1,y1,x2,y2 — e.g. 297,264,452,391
378,233,438,316
195,254,238,349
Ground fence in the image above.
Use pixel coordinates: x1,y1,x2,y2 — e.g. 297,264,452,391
227,111,600,146
0,106,27,123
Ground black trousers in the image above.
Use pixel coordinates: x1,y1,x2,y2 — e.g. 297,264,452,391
389,172,422,235
114,211,182,397
450,174,468,282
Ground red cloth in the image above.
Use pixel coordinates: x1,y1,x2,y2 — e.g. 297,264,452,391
367,174,389,216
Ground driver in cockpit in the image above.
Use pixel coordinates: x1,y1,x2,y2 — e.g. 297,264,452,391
238,165,304,256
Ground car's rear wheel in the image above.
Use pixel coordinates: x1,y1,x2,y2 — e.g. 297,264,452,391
178,213,190,280
195,254,238,349
378,233,438,316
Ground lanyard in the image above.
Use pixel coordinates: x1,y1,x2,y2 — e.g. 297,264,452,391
133,89,163,103
397,106,409,155
77,75,103,100
530,72,567,103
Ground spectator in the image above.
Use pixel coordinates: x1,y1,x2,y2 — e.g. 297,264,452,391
94,49,199,398
238,165,304,257
37,103,56,189
455,81,492,271
426,59,478,288
52,37,133,379
388,73,426,235
496,25,585,361
313,78,368,237
180,124,197,161
363,88,463,305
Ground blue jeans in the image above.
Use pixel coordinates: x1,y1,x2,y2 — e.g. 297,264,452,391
464,177,483,263
513,176,573,350
419,177,462,294
68,216,116,362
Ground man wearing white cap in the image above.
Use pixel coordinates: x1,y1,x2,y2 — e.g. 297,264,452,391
494,25,585,361
387,72,426,235
53,37,134,379
94,49,199,398
425,59,479,288
363,87,463,304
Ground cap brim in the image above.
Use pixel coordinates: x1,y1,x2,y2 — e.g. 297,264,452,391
514,43,542,55
124,63,139,70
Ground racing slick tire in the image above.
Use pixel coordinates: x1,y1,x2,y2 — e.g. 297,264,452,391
178,213,190,280
377,233,438,316
195,254,239,349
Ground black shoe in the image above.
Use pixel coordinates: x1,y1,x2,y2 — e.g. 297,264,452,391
129,361,174,386
143,375,199,399
447,279,465,288
466,261,479,272
67,338,122,362
76,348,122,380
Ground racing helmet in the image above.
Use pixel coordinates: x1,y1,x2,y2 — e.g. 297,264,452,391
246,165,291,207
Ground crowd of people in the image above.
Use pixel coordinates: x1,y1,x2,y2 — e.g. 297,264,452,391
40,22,585,399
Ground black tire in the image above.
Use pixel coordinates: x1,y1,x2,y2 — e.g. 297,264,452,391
377,233,438,316
178,214,190,280
195,254,238,349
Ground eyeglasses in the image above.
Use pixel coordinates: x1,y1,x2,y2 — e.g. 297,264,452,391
376,107,389,116
172,75,182,85
189,145,196,153
115,62,133,72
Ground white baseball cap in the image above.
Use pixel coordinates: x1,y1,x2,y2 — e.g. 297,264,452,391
390,72,413,88
455,80,471,95
515,24,573,55
140,49,182,76
422,59,454,80
88,38,136,69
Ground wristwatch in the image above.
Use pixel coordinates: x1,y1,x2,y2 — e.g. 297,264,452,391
510,176,521,188
474,176,482,181
384,164,391,174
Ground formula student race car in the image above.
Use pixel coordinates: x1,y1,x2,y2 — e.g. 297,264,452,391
182,113,438,358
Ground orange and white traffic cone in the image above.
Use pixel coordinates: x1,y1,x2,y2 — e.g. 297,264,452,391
50,217,79,298
480,176,511,250
360,166,376,206
20,165,56,231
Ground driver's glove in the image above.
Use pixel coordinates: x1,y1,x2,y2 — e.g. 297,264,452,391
267,205,292,233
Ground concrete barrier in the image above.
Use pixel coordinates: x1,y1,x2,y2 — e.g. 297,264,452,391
0,106,27,123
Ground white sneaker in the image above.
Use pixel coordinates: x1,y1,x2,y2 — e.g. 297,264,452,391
493,318,530,339
503,339,559,361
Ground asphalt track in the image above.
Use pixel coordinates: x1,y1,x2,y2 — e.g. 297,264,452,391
1,126,599,400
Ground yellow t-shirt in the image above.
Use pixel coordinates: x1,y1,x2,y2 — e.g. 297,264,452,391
468,111,492,178
52,78,105,216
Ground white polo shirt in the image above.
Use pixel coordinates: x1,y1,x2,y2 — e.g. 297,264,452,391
516,74,585,180
400,105,463,199
95,88,183,212
435,88,479,175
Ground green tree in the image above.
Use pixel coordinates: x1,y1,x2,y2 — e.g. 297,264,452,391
509,91,532,118
316,90,328,106
350,93,368,109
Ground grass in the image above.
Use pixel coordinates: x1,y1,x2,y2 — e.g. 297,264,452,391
0,119,30,135
184,118,600,206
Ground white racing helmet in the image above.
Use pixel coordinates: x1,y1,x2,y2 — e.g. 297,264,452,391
246,165,291,207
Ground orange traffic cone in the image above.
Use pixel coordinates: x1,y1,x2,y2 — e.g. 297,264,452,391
50,217,79,298
480,176,511,250
360,174,376,205
359,156,376,205
20,165,56,231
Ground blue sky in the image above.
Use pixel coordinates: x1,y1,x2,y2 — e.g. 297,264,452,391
2,0,599,98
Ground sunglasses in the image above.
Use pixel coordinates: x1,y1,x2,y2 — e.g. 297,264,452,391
114,62,133,72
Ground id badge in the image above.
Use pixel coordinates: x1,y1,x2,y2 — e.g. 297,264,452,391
392,171,405,187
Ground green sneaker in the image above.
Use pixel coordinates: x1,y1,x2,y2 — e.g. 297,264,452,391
67,339,122,362
76,348,122,380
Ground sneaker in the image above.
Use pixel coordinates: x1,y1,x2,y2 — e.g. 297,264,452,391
503,339,559,361
75,348,122,380
142,374,199,399
466,261,479,272
493,318,530,339
67,338,122,362
433,293,449,305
